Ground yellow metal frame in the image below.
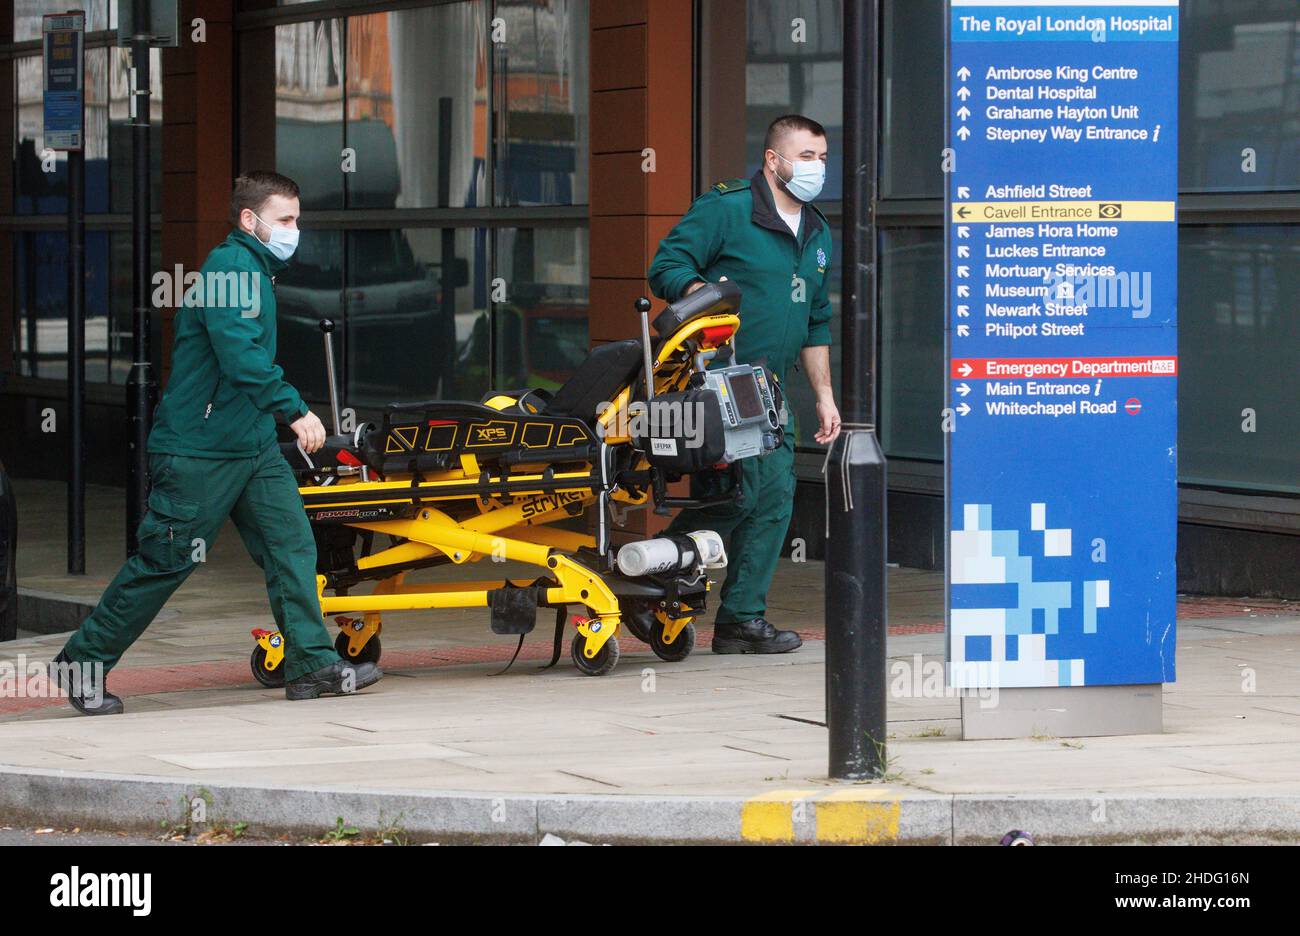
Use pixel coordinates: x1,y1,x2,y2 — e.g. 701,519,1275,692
258,311,742,668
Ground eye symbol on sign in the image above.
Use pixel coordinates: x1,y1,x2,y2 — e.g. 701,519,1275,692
1098,203,1122,219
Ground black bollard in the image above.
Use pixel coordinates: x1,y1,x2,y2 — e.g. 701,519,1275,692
825,427,888,778
826,0,888,780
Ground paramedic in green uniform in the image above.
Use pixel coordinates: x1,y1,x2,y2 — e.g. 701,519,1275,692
648,114,842,654
53,172,382,714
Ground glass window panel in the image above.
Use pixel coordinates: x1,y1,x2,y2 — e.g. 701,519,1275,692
13,48,110,214
13,230,67,378
342,227,486,409
1180,7,1300,191
491,226,588,391
81,230,111,382
1179,225,1299,493
346,4,488,209
492,0,588,206
879,227,944,462
881,0,944,199
274,19,345,210
10,226,128,381
14,0,112,41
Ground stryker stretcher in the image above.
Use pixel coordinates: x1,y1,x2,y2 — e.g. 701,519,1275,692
249,281,784,682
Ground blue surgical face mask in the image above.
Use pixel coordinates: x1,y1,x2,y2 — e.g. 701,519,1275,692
775,151,826,203
251,210,300,262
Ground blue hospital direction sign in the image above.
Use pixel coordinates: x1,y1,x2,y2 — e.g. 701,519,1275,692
43,12,85,151
944,1,1178,690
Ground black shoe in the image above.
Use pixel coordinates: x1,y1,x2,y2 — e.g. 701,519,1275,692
50,650,124,716
285,660,382,701
711,618,803,655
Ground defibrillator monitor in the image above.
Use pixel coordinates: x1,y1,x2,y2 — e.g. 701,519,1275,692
703,364,783,461
726,370,766,422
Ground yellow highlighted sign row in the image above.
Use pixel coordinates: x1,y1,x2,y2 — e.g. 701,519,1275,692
951,200,1176,223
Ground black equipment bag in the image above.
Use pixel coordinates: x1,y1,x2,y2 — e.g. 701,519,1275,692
633,389,726,474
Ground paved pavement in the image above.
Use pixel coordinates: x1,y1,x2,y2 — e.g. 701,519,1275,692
3,478,1299,844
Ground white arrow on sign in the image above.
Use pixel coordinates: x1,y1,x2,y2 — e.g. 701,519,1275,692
956,126,971,140
957,86,971,101
957,106,970,121
957,362,973,377
957,226,970,239
957,186,971,198
956,324,970,337
957,265,969,278
957,284,970,297
956,305,970,317
956,383,971,397
956,402,971,416
957,245,970,257
957,66,970,81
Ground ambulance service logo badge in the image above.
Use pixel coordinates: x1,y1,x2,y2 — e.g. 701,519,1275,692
816,247,827,272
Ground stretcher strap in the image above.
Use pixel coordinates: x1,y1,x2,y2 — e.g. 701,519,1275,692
538,605,567,670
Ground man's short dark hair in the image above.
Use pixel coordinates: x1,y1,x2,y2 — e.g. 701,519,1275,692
230,171,300,225
764,114,827,154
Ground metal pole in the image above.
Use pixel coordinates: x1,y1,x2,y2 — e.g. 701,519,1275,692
125,3,153,556
67,146,85,575
825,0,888,780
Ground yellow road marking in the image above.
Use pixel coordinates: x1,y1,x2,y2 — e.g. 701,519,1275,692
814,788,901,844
740,789,818,843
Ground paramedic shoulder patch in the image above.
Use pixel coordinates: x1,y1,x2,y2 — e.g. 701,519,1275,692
712,178,750,194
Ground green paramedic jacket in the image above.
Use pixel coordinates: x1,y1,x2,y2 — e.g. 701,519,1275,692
647,169,833,384
146,229,309,459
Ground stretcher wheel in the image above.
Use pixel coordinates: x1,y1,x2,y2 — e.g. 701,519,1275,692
250,646,285,689
335,632,381,666
650,617,695,662
571,631,619,676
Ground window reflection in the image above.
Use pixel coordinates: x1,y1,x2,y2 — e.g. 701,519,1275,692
493,0,589,206
1179,226,1299,492
348,5,488,209
274,19,345,209
1180,6,1300,191
491,227,588,391
879,229,944,461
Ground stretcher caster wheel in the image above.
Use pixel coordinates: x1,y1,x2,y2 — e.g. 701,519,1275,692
571,632,619,676
335,632,381,666
250,645,285,689
650,618,695,662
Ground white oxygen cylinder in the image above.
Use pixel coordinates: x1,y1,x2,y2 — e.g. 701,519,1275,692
685,530,727,569
615,531,728,576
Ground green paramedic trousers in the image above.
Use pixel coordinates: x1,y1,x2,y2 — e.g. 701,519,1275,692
62,445,340,683
665,430,796,626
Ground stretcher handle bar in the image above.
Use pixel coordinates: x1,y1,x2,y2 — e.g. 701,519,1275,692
319,318,343,436
497,444,596,467
636,297,654,402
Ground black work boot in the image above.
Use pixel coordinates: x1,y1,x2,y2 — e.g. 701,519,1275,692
50,650,124,716
285,659,382,701
711,618,803,654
